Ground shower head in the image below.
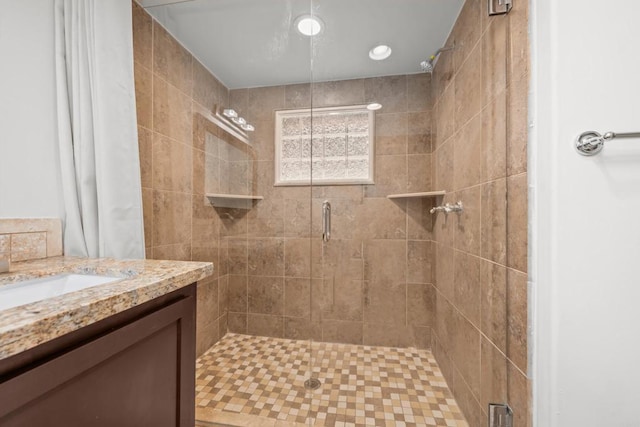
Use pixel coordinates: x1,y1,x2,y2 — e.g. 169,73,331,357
420,44,455,73
420,58,435,73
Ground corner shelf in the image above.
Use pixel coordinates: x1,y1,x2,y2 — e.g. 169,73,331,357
206,193,264,209
386,191,446,199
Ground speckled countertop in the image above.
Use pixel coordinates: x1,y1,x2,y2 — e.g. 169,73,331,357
0,256,213,360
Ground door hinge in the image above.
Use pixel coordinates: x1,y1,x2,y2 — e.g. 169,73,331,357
488,403,513,427
489,0,513,15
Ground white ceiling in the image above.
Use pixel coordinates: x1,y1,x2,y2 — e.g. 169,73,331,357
143,0,464,89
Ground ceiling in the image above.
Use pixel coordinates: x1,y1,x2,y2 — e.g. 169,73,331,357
143,0,464,89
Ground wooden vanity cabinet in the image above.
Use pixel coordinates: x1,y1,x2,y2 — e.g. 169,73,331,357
0,284,196,427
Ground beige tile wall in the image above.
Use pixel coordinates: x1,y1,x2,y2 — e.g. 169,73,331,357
132,2,229,357
0,218,63,265
225,75,435,348
430,0,530,425
133,5,530,423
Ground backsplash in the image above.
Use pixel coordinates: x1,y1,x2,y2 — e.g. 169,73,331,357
0,218,63,264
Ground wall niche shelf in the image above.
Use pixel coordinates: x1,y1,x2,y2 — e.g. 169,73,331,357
206,193,263,209
386,191,446,199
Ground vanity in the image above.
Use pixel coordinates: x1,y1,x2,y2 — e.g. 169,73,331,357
0,256,213,427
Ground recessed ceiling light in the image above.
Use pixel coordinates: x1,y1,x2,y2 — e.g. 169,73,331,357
369,44,392,61
295,15,324,37
366,103,382,111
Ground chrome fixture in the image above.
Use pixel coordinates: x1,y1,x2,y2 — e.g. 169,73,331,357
220,107,253,132
430,201,464,214
576,130,640,156
232,117,247,126
488,403,513,427
489,0,513,15
304,377,322,390
420,44,455,73
223,109,238,119
322,200,331,242
213,105,255,145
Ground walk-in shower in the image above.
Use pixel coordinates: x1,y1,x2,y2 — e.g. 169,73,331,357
135,0,530,424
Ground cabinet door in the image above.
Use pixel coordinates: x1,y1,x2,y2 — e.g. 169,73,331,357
0,294,195,427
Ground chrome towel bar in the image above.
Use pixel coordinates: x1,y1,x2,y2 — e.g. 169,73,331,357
576,130,640,156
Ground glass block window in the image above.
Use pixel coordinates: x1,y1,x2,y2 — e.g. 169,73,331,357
275,105,375,185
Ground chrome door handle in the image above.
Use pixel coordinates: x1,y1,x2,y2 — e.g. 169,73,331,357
322,200,331,242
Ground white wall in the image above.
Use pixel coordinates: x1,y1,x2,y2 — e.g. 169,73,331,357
532,0,640,425
0,0,64,219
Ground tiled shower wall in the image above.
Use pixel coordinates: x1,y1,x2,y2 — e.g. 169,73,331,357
430,0,530,425
132,4,531,424
132,2,229,357
133,0,436,350
224,75,436,348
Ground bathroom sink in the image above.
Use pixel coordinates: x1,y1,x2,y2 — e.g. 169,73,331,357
0,274,121,311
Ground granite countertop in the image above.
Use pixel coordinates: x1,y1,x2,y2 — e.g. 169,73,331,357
0,256,213,360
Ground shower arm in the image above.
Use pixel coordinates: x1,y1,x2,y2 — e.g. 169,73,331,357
432,45,455,58
420,43,456,73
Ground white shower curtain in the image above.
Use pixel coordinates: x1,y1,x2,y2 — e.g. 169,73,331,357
54,0,145,258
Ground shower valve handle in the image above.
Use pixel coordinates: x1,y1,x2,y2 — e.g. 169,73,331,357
430,202,464,215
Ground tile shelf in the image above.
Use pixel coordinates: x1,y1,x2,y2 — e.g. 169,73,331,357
206,193,264,209
386,191,446,199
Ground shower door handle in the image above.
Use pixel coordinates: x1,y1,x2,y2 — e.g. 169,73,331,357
322,200,331,242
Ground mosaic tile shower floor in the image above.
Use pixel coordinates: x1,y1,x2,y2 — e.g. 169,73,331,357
195,333,468,427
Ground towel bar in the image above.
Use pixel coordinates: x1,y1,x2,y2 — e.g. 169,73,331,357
576,131,640,156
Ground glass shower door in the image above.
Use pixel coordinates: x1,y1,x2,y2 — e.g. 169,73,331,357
144,0,318,425
306,2,372,424
306,0,474,425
